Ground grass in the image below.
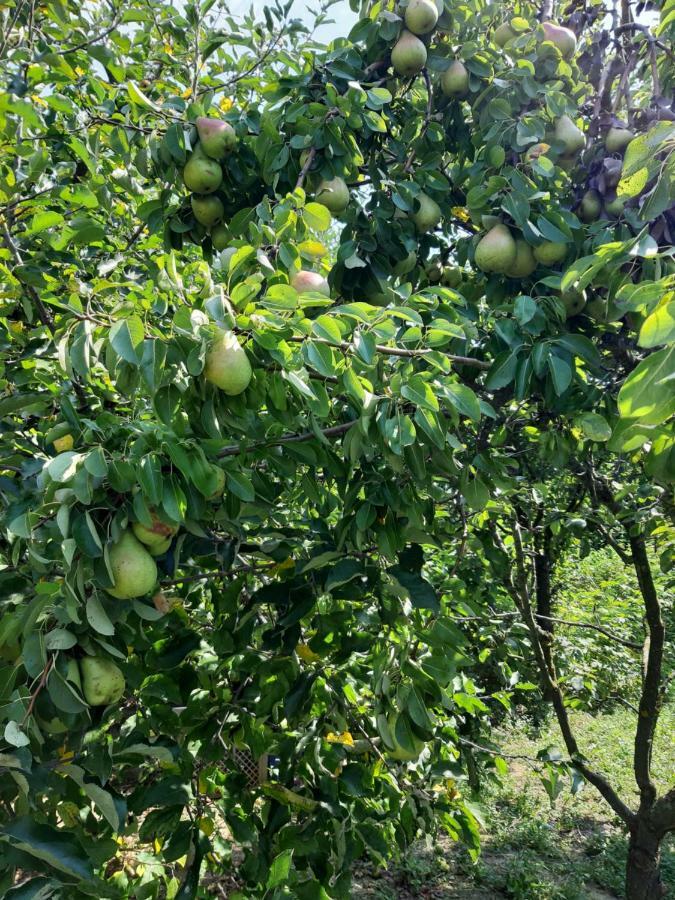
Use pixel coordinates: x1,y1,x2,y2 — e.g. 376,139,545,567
354,706,675,899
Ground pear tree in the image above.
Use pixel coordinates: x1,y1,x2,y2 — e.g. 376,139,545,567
0,0,673,897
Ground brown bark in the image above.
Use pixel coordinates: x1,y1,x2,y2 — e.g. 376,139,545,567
626,820,665,900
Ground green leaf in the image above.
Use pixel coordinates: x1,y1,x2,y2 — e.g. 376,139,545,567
443,383,481,421
86,595,115,636
45,629,77,651
574,412,612,442
401,375,439,412
226,469,255,502
325,558,363,592
25,211,64,235
618,347,675,425
486,350,519,390
303,203,331,231
109,317,145,365
461,475,489,511
127,80,160,111
407,686,433,731
46,452,81,483
267,848,294,888
639,301,675,348
73,511,103,558
548,355,572,395
389,567,439,612
58,765,121,832
0,819,94,881
4,721,30,748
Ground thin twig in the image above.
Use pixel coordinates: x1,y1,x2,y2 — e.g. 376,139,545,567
22,656,54,725
162,561,275,586
0,218,54,329
296,147,316,189
52,10,121,56
217,421,354,459
284,335,490,368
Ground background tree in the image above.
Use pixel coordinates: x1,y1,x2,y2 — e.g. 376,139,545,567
0,0,673,897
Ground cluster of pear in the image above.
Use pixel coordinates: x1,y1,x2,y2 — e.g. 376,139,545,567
473,223,584,316
578,123,635,221
495,19,577,58
389,0,470,99
183,116,237,250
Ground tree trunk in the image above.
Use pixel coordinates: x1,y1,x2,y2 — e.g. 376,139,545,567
625,820,664,899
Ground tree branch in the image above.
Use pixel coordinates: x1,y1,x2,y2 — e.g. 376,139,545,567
403,68,433,173
0,219,54,329
296,147,316,189
52,10,122,56
629,534,664,812
506,519,636,827
650,787,675,837
285,335,490,368
217,420,354,459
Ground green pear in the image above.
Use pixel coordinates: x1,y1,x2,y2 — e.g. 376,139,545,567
212,225,229,252
481,213,501,230
579,189,602,223
506,239,537,278
80,656,125,707
191,195,224,227
315,177,350,214
291,270,331,296
561,289,586,317
132,510,177,547
412,193,441,231
474,224,517,273
204,329,253,395
426,259,443,283
183,144,223,194
386,713,424,761
554,115,585,155
393,249,417,276
404,0,438,35
441,60,469,98
494,22,517,47
541,21,577,59
206,465,226,500
586,296,622,323
196,117,236,160
533,241,567,266
605,195,626,218
557,155,577,174
441,266,463,287
391,30,427,76
107,530,158,600
149,536,172,557
605,126,634,154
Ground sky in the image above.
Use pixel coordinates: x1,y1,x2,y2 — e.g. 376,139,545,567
228,0,358,41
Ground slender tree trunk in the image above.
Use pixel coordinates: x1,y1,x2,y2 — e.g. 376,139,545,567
625,818,664,899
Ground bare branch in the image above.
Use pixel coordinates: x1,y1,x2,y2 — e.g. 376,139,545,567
506,519,636,827
296,147,316,189
217,421,353,459
285,334,490,368
629,534,664,812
